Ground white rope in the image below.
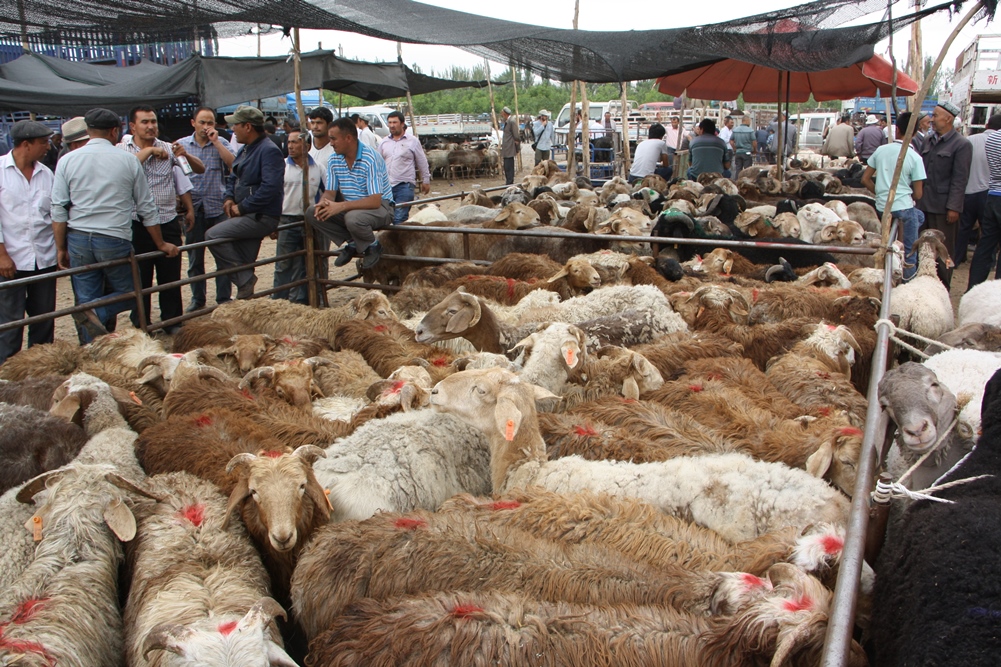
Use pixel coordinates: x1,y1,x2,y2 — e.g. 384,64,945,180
874,318,956,360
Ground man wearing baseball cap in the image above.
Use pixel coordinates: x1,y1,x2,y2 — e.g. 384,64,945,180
916,100,972,288
205,105,285,299
531,110,555,165
0,120,58,363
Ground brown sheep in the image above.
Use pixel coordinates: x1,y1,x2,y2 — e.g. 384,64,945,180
461,189,495,207
239,359,328,413
136,408,330,603
171,316,259,353
531,159,561,178
0,339,84,380
309,349,382,399
333,318,457,383
676,355,804,418
631,331,744,378
0,374,67,410
399,261,488,289
486,252,563,281
76,360,165,433
441,274,546,306
560,346,664,408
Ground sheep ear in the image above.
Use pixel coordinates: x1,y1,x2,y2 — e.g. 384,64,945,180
494,395,524,441
310,380,326,399
103,497,137,542
494,208,511,222
531,384,559,403
293,445,327,465
447,296,481,333
50,390,87,427
546,267,569,283
622,375,640,400
805,441,834,479
305,469,333,515
242,597,288,629
138,364,163,385
722,258,733,275
267,642,300,667
142,624,192,659
560,340,582,369
820,225,838,242
222,476,251,530
104,473,166,502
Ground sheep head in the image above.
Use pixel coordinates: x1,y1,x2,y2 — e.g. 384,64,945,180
595,346,665,399
700,248,734,275
141,597,296,667
805,426,862,496
687,285,751,326
489,202,540,230
879,362,958,457
415,289,481,343
772,212,801,239
50,373,131,433
223,445,329,553
354,291,397,321
639,173,668,195
520,174,547,192
430,368,557,445
512,323,587,373
797,324,861,378
239,359,326,412
366,365,433,411
914,229,955,268
547,258,600,290
218,334,276,374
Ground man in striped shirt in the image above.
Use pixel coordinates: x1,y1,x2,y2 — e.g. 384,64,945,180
968,115,1001,289
308,117,394,270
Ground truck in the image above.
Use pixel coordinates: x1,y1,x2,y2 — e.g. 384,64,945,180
951,34,1001,135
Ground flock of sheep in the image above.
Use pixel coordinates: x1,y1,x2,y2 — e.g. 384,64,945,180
2,157,1001,665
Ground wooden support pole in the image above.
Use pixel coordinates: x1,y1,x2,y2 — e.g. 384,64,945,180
293,28,320,308
399,42,420,141
484,58,501,178
621,83,632,176
512,62,523,173
581,80,591,180
568,81,579,176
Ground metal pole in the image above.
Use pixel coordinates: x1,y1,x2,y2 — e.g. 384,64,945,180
581,80,591,181
293,27,319,308
484,58,500,178
512,61,523,174
129,252,148,332
621,83,632,177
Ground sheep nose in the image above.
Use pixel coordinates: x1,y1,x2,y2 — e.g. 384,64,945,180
271,530,295,550
904,420,930,438
431,388,438,395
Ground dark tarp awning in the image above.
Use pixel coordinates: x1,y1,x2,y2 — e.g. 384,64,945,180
0,50,503,115
0,0,993,83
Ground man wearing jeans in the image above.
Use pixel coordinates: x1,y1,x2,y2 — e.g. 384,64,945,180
272,129,323,303
206,106,285,300
377,111,429,225
51,108,179,342
177,106,236,311
861,112,926,281
967,119,1001,289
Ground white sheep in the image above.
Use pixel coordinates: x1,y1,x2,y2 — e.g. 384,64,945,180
958,280,1001,328
796,203,842,243
923,349,1001,444
511,322,587,396
889,230,955,341
313,409,493,521
430,368,850,542
406,204,448,225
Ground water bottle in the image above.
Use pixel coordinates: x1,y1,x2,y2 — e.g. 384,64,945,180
176,154,193,176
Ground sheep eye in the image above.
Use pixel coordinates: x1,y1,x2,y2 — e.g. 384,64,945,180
474,386,486,395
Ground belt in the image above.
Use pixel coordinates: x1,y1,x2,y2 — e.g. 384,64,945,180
282,215,305,221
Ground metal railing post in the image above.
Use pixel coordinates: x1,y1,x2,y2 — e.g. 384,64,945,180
128,251,148,332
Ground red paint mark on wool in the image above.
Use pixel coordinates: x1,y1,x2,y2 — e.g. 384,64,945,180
282,336,294,344
374,324,388,333
839,427,863,437
740,574,767,589
689,384,703,392
0,600,55,667
821,534,844,555
506,278,517,300
490,500,521,510
452,604,484,618
394,517,427,530
617,397,637,403
240,388,255,400
194,415,213,427
826,323,838,331
815,371,831,380
218,621,238,636
171,353,184,359
574,425,598,437
751,288,760,303
783,595,813,612
180,504,205,527
10,598,47,624
817,407,831,417
261,450,284,459
838,289,851,296
431,357,449,367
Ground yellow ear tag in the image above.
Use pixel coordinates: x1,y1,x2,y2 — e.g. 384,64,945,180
324,489,334,511
504,420,515,441
28,515,42,542
565,348,575,366
129,391,143,406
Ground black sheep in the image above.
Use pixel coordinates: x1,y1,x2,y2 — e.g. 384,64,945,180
869,367,1001,666
0,402,89,494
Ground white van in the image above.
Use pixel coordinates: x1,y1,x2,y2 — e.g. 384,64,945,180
553,100,636,146
341,105,397,138
790,112,838,152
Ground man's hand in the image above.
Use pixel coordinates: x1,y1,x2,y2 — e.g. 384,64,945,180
158,242,180,258
172,143,188,158
947,210,960,224
314,199,346,221
206,127,220,143
0,253,15,279
152,146,170,160
57,249,70,271
183,209,195,232
420,182,431,195
269,231,279,240
224,200,241,218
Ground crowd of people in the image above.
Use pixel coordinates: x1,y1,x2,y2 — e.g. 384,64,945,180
0,103,434,363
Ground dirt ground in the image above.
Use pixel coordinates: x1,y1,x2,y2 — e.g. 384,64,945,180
28,145,972,347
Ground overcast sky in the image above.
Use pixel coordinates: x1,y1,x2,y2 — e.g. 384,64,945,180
217,0,995,86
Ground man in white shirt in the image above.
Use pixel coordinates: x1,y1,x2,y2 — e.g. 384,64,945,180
353,115,380,151
719,116,735,144
273,129,324,303
307,107,335,186
0,121,57,363
628,123,672,183
957,115,1001,265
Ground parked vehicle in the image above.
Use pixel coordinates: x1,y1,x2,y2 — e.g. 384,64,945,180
789,112,838,152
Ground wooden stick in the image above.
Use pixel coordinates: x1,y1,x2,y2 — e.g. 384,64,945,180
568,81,579,177
484,58,501,179
512,61,523,173
293,28,319,308
398,42,420,140
621,83,632,177
581,80,591,180
873,0,983,267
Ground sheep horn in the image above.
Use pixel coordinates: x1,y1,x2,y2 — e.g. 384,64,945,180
408,357,432,369
765,264,787,282
243,597,288,627
226,452,258,474
16,470,66,504
197,366,232,383
142,623,193,659
769,618,820,667
104,473,166,502
239,366,275,390
293,445,327,464
304,356,334,369
137,356,164,373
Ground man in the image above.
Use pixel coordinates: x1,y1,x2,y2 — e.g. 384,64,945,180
205,105,285,300
917,101,972,288
601,111,617,135
177,106,237,312
768,112,798,164
967,114,1001,289
353,114,380,151
272,129,324,303
500,106,520,185
59,117,89,158
855,114,887,162
41,132,61,172
264,119,287,157
377,111,430,225
52,108,179,342
879,117,891,142
664,117,682,156
730,115,757,174
307,107,335,185
594,111,616,150
957,114,1001,267
688,118,731,179
307,117,393,270
861,111,926,282
532,110,555,165
822,115,855,160
628,123,672,183
911,113,931,151
719,116,735,144
755,124,770,162
0,121,58,363
119,105,199,331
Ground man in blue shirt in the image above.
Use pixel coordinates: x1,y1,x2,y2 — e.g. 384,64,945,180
308,117,394,270
687,119,731,180
205,106,285,300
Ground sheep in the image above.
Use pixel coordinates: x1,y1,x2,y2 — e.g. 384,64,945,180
238,358,329,413
846,201,880,233
0,375,66,410
511,322,587,397
796,203,843,243
312,408,492,522
429,368,851,542
925,322,1001,355
398,261,487,289
333,318,458,382
171,317,259,354
630,331,744,378
0,339,84,381
124,472,294,667
86,327,169,368
889,229,955,341
306,573,867,667
560,346,664,407
291,507,784,641
0,403,88,495
870,367,1001,667
0,465,162,667
923,348,1001,445
309,349,383,399
136,409,330,603
214,290,396,342
958,279,1001,327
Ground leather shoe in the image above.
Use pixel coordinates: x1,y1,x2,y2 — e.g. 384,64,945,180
185,301,205,314
236,276,258,300
334,243,357,267
72,308,109,339
360,241,383,270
